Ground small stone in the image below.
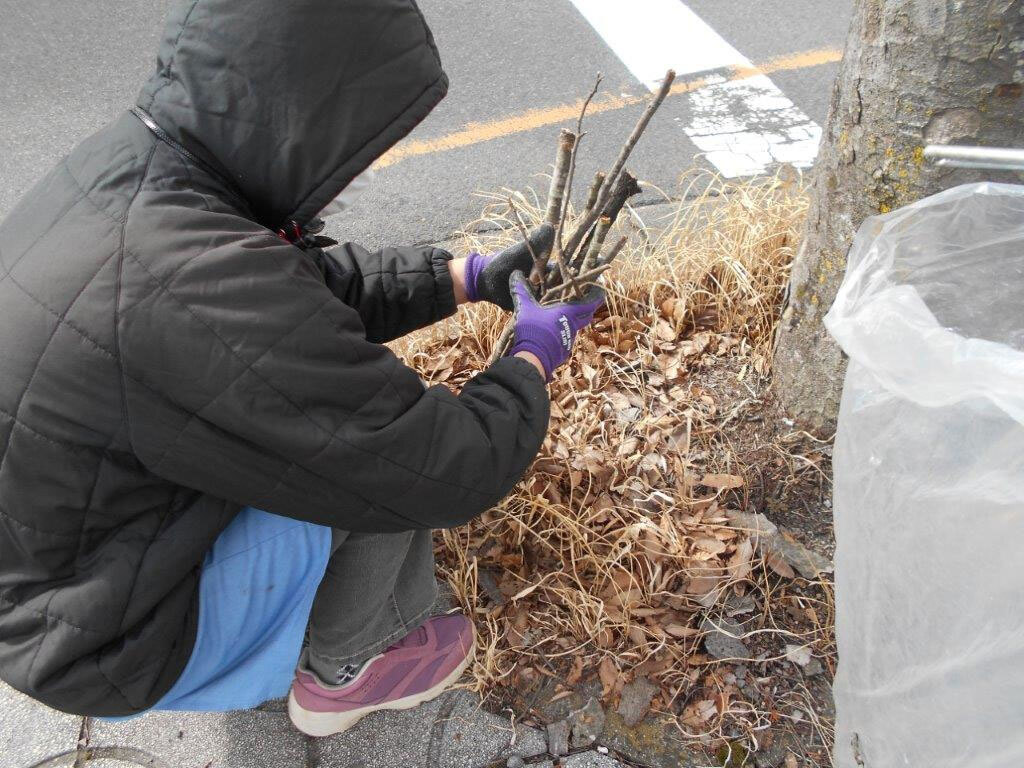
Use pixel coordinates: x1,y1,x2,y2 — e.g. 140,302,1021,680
700,617,751,660
724,592,757,617
785,644,812,667
570,698,606,749
803,658,824,677
539,679,601,722
479,569,506,607
616,676,658,727
772,534,833,579
507,756,526,768
547,719,571,757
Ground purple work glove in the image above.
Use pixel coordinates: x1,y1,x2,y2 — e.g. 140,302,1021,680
464,224,555,311
506,270,605,381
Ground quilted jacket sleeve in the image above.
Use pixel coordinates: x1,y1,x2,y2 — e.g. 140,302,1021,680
120,230,549,533
317,243,457,343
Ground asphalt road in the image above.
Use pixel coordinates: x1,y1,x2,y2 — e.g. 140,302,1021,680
0,0,851,250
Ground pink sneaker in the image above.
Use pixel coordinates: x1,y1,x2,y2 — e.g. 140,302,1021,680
288,614,475,737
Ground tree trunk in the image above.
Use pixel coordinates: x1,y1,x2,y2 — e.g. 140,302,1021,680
773,0,1024,433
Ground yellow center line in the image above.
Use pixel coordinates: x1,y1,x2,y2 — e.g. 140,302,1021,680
375,46,842,170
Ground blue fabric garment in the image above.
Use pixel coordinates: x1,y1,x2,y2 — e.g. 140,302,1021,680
108,507,332,717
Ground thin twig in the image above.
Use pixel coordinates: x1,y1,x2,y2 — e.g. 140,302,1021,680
583,215,612,271
488,323,515,364
575,262,614,284
547,263,612,301
555,74,602,251
562,69,675,262
552,243,585,299
549,237,626,300
583,171,605,216
598,235,628,267
507,196,545,286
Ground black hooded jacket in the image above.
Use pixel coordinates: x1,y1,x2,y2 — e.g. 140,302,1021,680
0,0,548,716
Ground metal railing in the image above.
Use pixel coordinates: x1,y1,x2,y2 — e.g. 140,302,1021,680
923,144,1024,172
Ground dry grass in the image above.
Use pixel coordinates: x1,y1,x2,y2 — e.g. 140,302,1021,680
391,169,835,763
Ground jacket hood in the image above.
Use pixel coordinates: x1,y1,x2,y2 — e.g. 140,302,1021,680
136,0,447,230
319,167,376,218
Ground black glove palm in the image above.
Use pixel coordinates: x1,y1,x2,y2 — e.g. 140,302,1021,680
466,224,555,311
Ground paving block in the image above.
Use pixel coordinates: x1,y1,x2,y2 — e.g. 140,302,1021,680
0,683,82,768
441,694,546,768
85,708,307,768
310,690,547,768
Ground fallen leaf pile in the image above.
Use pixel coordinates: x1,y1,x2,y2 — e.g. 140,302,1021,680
392,171,835,755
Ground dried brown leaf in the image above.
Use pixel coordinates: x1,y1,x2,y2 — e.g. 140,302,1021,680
765,550,796,579
599,656,619,697
693,536,727,555
664,623,697,638
700,473,744,490
727,538,754,580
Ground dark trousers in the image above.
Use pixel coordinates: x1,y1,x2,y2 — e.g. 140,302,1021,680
306,529,437,675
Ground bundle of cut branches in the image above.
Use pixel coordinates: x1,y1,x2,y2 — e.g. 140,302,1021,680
488,69,676,362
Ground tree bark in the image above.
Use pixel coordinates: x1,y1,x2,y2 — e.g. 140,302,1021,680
773,0,1024,433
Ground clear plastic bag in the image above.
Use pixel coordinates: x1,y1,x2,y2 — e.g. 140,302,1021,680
825,183,1024,768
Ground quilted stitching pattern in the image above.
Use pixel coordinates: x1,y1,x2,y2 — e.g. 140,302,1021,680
0,0,548,718
0,120,549,717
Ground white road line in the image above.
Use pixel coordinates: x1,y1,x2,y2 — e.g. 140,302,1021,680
568,0,822,177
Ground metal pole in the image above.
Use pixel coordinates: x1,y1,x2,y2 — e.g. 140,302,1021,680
923,144,1024,172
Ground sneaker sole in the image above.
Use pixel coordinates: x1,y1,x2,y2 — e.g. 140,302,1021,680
287,646,475,738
